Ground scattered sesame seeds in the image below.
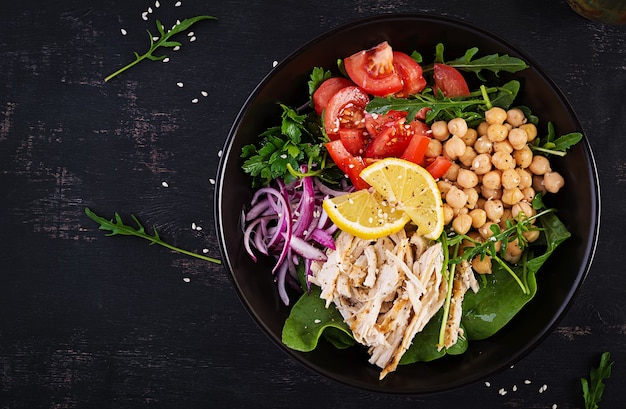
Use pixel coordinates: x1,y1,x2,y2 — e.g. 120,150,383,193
148,7,153,13
209,178,216,185
498,388,507,396
183,277,190,283
191,98,199,103
539,384,548,393
218,150,223,157
202,248,209,254
161,181,169,188
201,90,208,97
187,31,194,37
191,222,197,230
484,381,491,387
155,0,160,7
189,36,197,42
272,60,279,67
175,1,182,6
121,28,127,35
153,36,160,41
552,404,557,409
162,57,170,63
314,319,321,324
173,45,181,51
177,82,184,88
524,379,532,384
141,11,149,20
512,384,518,392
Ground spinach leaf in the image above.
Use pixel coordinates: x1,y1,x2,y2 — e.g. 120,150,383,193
282,286,354,351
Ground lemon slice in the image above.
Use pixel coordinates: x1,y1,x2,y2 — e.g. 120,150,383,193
360,157,444,239
322,189,411,240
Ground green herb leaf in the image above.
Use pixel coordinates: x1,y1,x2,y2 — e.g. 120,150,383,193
531,122,583,157
582,352,613,409
308,67,332,97
105,15,216,82
84,207,221,264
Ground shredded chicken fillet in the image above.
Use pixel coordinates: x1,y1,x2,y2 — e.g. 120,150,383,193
310,229,457,380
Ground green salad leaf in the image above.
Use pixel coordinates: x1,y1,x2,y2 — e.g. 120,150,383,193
532,122,584,157
582,352,613,409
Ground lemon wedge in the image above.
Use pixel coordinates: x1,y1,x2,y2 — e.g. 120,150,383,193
323,158,444,240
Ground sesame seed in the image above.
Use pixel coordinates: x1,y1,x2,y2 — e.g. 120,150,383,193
218,150,223,157
121,28,127,35
272,60,278,67
484,381,491,387
191,98,199,103
201,91,208,97
141,12,149,20
498,388,507,396
191,222,197,230
148,7,153,13
209,178,216,185
183,277,190,282
155,0,160,7
279,154,287,159
173,45,181,51
187,31,194,37
202,248,209,254
552,404,557,409
161,181,169,188
189,36,197,42
175,1,182,6
153,36,160,41
524,379,532,384
196,225,202,231
177,82,184,87
512,385,518,392
314,319,321,324
162,57,170,63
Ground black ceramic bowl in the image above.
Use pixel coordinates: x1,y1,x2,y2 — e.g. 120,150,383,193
215,14,599,394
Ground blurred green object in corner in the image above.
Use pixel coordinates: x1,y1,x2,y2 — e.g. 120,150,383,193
567,0,626,24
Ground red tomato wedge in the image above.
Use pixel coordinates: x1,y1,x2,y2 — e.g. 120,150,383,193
325,140,370,190
364,110,407,138
338,127,369,156
392,51,427,97
433,63,470,97
425,155,453,179
365,117,430,159
312,77,354,115
400,133,431,165
323,86,370,139
344,42,403,97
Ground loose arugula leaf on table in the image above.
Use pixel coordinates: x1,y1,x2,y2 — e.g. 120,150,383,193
531,122,584,157
84,207,221,264
581,352,613,409
433,43,529,81
105,15,216,82
241,104,330,187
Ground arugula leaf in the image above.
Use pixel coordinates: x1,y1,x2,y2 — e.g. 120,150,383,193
105,15,216,82
84,207,221,264
241,104,327,187
433,43,529,81
582,352,613,409
531,122,584,157
282,286,354,351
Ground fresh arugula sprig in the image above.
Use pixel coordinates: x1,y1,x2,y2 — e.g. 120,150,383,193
85,207,221,264
582,352,613,409
241,104,331,187
427,43,529,80
367,80,520,125
105,15,216,82
531,122,583,157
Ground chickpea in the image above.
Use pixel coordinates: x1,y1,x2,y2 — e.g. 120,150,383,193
471,153,492,175
493,140,514,154
529,155,551,175
501,168,521,189
443,135,466,160
519,123,538,142
513,146,533,168
477,121,490,136
523,229,541,243
474,135,493,154
443,162,460,181
457,168,479,189
484,199,504,222
459,146,477,168
533,175,548,194
487,123,509,142
448,117,468,137
504,239,523,264
469,208,487,229
543,171,565,193
522,186,536,202
512,201,534,220
485,106,507,125
443,204,454,225
502,187,524,205
481,185,502,200
482,170,501,190
464,187,479,209
437,180,453,197
491,151,515,170
478,222,500,242
425,138,443,158
476,197,486,210
431,120,450,141
516,168,533,189
461,127,478,146
452,214,473,235
506,108,526,127
472,254,492,274
507,127,528,150
446,185,468,209
453,206,469,216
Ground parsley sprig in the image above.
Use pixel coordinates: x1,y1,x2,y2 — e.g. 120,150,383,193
105,15,216,82
85,207,221,264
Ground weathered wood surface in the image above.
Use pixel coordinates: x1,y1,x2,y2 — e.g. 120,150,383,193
1,1,624,408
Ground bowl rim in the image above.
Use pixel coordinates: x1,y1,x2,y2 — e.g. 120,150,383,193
214,12,601,394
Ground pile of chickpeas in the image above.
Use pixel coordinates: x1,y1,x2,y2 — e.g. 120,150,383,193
425,107,565,273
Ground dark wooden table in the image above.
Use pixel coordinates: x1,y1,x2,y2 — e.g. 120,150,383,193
1,1,624,407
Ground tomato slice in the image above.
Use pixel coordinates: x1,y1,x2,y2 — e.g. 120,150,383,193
344,42,403,97
400,120,431,165
365,117,429,159
433,63,470,98
312,77,354,115
392,51,427,97
323,86,370,139
338,127,369,156
364,110,407,138
425,155,453,179
325,140,370,190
